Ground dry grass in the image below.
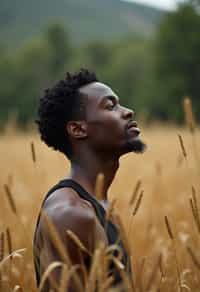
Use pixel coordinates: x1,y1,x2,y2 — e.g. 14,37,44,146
1,122,200,291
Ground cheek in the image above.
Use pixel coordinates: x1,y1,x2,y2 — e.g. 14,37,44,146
106,120,124,139
87,114,125,146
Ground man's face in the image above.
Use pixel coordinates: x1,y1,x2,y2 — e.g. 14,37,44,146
79,82,146,157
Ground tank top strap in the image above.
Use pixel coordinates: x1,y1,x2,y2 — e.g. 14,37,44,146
41,179,123,247
56,179,128,267
35,179,109,238
57,179,123,246
58,179,106,228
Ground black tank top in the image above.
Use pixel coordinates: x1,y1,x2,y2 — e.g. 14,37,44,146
33,179,130,288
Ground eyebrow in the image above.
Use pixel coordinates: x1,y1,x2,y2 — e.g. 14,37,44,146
100,95,120,104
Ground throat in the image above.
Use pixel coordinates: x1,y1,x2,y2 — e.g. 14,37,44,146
69,157,119,200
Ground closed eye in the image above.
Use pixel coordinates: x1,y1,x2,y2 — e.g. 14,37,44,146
106,101,115,110
106,96,119,110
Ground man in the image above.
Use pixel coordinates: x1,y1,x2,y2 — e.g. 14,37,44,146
33,69,146,291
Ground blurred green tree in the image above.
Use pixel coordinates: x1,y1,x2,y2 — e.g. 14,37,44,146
152,1,200,122
83,41,111,70
105,42,147,109
0,23,72,126
0,52,18,126
0,23,151,127
46,23,71,79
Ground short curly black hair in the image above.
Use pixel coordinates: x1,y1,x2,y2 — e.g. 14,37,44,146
36,69,98,158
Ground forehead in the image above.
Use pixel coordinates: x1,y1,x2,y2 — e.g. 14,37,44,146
79,82,117,101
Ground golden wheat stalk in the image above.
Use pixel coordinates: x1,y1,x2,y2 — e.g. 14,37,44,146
86,243,104,292
191,186,200,230
101,275,114,291
164,216,183,291
127,189,144,243
0,248,26,271
41,212,84,291
145,253,162,291
0,231,4,288
30,141,36,163
113,259,133,292
13,285,24,292
129,179,141,205
106,244,123,261
183,97,200,174
95,173,105,200
104,198,117,237
6,228,12,256
98,253,121,291
4,184,33,251
189,198,200,233
107,255,125,270
178,134,187,159
190,198,196,219
132,190,144,216
139,256,146,276
66,230,92,256
59,265,81,292
0,232,4,262
136,256,146,291
41,212,70,265
192,186,197,205
174,247,182,292
4,184,17,215
98,243,108,292
158,253,165,279
39,261,63,291
186,246,200,270
6,227,13,284
106,198,117,222
157,254,165,291
114,214,130,257
164,216,174,240
183,97,195,133
127,189,144,245
58,263,68,292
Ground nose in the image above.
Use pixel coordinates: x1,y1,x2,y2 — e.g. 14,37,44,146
121,106,134,119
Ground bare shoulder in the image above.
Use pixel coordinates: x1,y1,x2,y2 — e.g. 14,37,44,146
44,186,95,219
41,187,96,252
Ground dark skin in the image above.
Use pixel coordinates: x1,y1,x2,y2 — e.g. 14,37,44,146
36,82,145,291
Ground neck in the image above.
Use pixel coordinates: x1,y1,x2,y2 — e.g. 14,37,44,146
68,150,119,200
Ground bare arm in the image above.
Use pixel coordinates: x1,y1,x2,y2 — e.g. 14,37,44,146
40,188,98,291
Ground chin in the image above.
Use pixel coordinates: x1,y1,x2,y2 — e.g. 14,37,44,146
126,137,147,154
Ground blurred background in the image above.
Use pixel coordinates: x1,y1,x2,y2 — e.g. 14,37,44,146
0,0,200,128
1,2,200,291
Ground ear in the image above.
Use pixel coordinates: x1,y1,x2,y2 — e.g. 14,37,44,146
66,121,88,139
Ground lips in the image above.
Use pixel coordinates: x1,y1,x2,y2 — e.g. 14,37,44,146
126,121,141,135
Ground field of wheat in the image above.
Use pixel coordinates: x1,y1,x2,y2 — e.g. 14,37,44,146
0,118,200,291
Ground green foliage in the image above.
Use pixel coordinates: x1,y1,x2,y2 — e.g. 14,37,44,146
104,40,148,110
0,24,71,126
0,22,150,127
46,23,71,79
151,2,200,122
1,0,200,127
83,42,112,70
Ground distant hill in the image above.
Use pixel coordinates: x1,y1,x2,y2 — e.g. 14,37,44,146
0,0,164,47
